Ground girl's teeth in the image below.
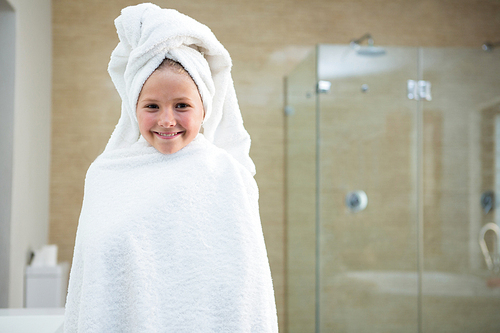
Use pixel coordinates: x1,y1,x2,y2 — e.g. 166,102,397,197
158,132,176,137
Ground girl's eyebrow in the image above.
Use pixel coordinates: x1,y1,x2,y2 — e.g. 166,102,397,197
137,96,160,103
172,96,195,102
139,95,194,101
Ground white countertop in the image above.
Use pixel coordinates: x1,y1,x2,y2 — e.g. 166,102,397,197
0,308,64,333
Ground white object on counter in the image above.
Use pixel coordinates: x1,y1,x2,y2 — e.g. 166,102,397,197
25,263,69,308
31,245,58,267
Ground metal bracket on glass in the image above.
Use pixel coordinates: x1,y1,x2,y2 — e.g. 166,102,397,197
407,80,432,101
317,80,332,94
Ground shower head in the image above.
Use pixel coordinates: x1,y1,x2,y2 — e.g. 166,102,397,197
482,41,500,51
350,33,386,57
355,46,386,57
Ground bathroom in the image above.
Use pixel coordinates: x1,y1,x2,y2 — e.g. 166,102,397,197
1,0,500,332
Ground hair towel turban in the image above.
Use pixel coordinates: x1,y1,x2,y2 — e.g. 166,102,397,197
106,3,255,175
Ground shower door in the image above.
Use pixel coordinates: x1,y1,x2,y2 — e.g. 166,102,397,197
419,47,500,332
315,45,420,333
285,44,500,333
286,44,421,332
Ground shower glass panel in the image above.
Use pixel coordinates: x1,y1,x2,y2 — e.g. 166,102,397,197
316,45,420,333
285,49,318,332
285,44,500,333
420,47,500,332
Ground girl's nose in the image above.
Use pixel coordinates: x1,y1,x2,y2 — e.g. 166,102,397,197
158,108,176,127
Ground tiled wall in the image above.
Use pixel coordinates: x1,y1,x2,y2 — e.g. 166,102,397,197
50,0,500,330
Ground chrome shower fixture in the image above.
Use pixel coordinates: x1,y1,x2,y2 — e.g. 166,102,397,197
479,223,500,272
350,33,386,56
482,41,500,51
350,33,374,47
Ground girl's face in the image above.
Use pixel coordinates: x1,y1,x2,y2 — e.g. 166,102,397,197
136,67,204,154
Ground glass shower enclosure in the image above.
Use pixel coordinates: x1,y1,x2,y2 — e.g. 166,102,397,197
285,44,500,333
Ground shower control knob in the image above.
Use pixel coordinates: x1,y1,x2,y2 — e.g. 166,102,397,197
481,191,495,215
345,190,368,213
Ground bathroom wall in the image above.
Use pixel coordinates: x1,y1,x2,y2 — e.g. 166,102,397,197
50,0,500,328
3,0,52,308
0,0,15,308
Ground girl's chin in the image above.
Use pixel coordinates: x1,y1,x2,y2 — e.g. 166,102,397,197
154,143,181,154
152,138,193,155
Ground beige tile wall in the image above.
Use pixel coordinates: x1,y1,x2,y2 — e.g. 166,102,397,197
50,0,500,330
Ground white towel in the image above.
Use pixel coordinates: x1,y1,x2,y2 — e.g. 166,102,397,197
106,3,255,175
64,3,278,332
64,136,278,332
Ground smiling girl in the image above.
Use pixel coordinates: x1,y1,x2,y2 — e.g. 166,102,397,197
64,4,278,333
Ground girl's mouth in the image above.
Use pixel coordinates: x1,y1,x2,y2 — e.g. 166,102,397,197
155,131,182,139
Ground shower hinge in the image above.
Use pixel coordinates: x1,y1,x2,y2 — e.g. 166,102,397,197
407,80,432,101
317,80,332,94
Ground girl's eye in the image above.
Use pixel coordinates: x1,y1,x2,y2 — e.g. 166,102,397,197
145,104,159,110
176,103,189,109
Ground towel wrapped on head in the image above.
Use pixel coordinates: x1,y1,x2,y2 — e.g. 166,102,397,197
64,3,278,332
107,3,255,175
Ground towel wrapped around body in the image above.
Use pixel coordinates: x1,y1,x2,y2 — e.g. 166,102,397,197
64,135,278,332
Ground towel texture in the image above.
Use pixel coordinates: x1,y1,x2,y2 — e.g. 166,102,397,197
64,136,278,332
64,3,277,332
106,3,255,175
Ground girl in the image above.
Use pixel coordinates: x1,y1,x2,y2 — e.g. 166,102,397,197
64,3,278,332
